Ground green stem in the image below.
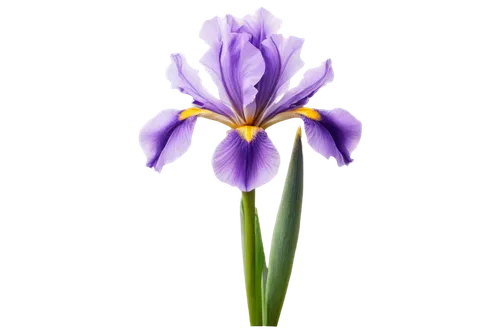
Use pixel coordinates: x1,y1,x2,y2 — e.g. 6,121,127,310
241,190,262,326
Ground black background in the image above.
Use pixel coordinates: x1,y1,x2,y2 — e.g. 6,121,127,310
115,1,403,332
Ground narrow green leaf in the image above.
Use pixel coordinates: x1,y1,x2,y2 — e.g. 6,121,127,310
265,128,303,326
239,190,265,328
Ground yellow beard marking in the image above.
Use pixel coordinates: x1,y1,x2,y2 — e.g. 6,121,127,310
260,106,321,130
179,108,236,128
236,126,262,143
293,107,321,121
179,108,206,120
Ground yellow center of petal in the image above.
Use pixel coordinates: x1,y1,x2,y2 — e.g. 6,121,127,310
236,126,262,143
292,107,321,121
260,106,321,130
179,108,237,128
178,107,213,120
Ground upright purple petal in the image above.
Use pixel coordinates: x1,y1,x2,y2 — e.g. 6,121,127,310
240,8,281,48
212,128,280,191
166,54,234,119
303,108,362,166
199,15,242,47
201,33,265,122
244,100,257,122
261,59,334,123
139,109,197,172
226,15,242,33
254,34,305,114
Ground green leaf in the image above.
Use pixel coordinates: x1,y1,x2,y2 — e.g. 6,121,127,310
240,193,267,326
265,128,303,326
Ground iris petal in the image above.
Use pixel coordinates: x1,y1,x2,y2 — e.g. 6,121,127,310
199,15,242,47
261,59,334,123
201,33,265,122
139,109,197,172
212,127,280,191
303,108,362,166
166,54,235,120
254,34,305,115
240,7,282,48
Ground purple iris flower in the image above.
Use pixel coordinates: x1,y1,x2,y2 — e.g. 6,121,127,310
139,8,362,192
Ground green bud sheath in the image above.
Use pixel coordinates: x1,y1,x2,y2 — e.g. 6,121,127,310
264,127,305,329
238,190,265,329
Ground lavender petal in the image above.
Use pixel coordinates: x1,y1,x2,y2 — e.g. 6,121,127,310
212,128,280,191
303,109,362,166
137,108,199,174
240,8,282,48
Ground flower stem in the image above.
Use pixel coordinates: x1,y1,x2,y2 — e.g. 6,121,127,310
241,190,263,326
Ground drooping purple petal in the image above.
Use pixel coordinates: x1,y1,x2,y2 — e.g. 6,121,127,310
139,109,197,172
254,34,305,114
212,128,280,191
261,59,334,123
201,33,265,122
240,8,281,48
166,54,234,119
303,108,362,166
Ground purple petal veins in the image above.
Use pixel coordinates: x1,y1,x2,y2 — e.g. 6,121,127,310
201,32,265,122
303,109,362,166
238,7,284,48
166,54,234,119
212,129,280,191
259,58,336,122
139,109,197,172
254,34,305,115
